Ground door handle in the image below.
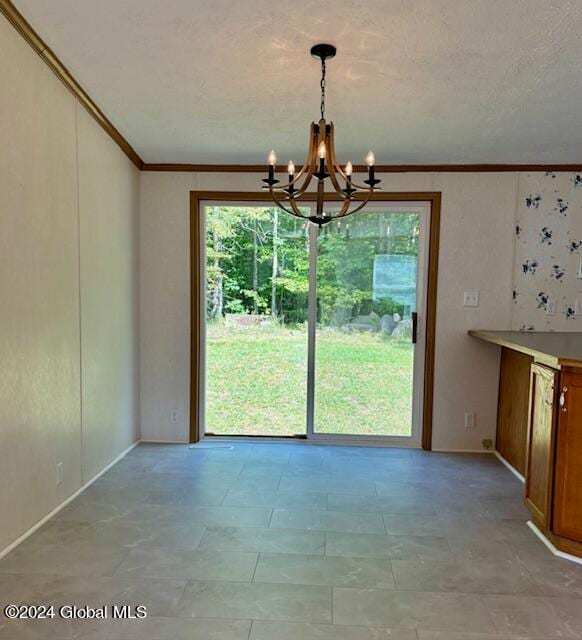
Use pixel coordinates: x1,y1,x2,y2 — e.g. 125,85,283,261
411,312,418,344
560,386,568,412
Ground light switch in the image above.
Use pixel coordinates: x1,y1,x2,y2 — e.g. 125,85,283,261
463,291,479,307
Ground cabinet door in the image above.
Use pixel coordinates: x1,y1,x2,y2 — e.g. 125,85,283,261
553,368,582,542
525,363,558,528
496,348,534,475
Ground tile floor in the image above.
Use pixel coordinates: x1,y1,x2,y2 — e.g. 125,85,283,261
1,442,582,639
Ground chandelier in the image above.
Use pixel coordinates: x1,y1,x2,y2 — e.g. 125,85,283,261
263,43,381,227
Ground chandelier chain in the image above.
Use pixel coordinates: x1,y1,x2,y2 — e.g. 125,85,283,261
320,59,326,120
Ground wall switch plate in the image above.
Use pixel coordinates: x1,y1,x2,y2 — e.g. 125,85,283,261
576,300,582,315
56,462,63,486
545,300,557,315
463,291,479,307
170,409,179,424
577,255,582,279
464,412,476,429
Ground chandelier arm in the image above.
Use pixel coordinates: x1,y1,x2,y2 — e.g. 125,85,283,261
334,164,374,191
333,195,354,218
288,195,310,218
326,155,350,198
271,164,316,199
266,123,318,194
287,122,318,188
291,166,318,198
336,190,374,219
276,148,318,198
323,125,348,197
331,160,374,191
268,190,306,219
326,156,372,198
327,122,374,191
273,162,317,197
292,122,318,185
269,123,318,193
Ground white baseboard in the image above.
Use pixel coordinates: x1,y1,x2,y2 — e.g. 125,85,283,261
431,448,495,454
140,439,189,444
527,520,582,566
494,451,525,483
0,440,140,561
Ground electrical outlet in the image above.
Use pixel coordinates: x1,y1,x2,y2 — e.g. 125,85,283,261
56,462,63,486
463,291,479,307
170,409,179,424
464,412,476,429
545,300,557,315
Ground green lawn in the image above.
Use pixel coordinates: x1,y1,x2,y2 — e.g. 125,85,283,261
205,324,413,437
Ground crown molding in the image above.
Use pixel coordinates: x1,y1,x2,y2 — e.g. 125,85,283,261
0,0,143,169
143,163,582,173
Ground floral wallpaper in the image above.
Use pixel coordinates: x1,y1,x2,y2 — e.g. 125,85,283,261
513,172,582,331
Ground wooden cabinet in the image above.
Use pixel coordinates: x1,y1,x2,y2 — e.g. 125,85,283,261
497,348,534,475
468,330,582,558
523,363,582,553
525,363,558,528
553,368,582,542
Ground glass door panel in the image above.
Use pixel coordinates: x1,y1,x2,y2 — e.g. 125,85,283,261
312,210,421,438
203,205,309,436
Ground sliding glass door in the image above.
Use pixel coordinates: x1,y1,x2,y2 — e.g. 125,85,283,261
202,205,309,437
201,202,429,445
311,207,425,443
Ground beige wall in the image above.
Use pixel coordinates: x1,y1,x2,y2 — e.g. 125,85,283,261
77,106,140,481
0,14,140,553
139,171,517,450
432,173,516,450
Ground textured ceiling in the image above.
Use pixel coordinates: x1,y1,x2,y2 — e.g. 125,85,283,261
13,0,582,164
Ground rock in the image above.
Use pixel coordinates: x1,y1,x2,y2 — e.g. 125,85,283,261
392,318,412,339
330,308,351,327
349,312,381,332
225,313,262,327
381,314,396,335
349,323,376,332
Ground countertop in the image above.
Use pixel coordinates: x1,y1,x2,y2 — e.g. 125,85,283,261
468,330,582,368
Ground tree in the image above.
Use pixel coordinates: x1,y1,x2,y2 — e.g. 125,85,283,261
271,208,279,317
209,219,224,318
205,206,419,327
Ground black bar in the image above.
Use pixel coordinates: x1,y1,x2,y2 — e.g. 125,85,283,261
412,312,418,344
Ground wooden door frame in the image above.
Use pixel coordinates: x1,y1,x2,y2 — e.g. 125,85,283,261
190,190,441,450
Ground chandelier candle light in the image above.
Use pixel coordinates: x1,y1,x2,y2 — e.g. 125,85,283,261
263,44,381,227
